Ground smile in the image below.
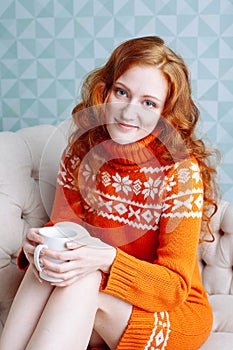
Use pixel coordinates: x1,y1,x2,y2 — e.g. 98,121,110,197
115,120,139,130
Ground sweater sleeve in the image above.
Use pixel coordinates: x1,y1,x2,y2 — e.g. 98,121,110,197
48,152,84,226
17,147,83,270
100,158,204,312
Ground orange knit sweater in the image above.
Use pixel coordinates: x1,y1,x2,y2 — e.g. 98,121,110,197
18,133,213,349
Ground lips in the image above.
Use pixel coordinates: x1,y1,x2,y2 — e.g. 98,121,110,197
116,120,139,130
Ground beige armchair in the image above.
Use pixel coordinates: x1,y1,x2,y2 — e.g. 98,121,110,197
0,122,233,349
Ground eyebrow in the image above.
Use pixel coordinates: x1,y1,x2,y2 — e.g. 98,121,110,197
114,81,162,103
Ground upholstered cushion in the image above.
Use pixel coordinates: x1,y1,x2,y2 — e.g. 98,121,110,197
198,200,233,349
199,200,233,295
0,122,69,332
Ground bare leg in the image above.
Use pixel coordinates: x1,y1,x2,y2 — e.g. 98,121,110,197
1,270,132,350
0,266,54,350
91,292,132,349
25,271,102,350
26,271,132,350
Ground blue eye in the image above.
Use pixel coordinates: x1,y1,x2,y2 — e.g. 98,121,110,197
115,88,127,97
144,100,156,108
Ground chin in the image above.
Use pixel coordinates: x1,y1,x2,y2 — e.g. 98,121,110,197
112,137,134,145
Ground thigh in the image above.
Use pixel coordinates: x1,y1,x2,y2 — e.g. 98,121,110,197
26,271,102,350
0,266,54,350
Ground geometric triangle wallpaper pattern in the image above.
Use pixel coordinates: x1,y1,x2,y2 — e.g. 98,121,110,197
0,0,233,200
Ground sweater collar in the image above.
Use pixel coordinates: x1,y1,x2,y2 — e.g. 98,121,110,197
98,132,158,167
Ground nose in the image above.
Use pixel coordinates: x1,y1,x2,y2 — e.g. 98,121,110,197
121,102,138,121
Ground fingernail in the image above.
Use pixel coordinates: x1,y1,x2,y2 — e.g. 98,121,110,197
66,241,78,248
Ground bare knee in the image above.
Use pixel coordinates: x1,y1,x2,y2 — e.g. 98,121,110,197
85,271,102,296
77,270,102,305
82,270,102,287
52,271,102,312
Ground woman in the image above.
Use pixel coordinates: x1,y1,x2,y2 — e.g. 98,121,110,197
0,36,219,350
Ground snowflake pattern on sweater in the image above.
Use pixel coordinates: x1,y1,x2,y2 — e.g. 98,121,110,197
57,149,203,235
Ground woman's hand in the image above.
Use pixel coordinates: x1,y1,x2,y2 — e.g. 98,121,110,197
38,240,117,287
22,228,45,282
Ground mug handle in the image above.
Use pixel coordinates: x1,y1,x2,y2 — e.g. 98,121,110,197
34,244,48,272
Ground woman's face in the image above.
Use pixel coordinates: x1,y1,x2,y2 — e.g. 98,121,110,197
106,64,168,144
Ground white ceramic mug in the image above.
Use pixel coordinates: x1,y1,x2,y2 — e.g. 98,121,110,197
34,222,90,282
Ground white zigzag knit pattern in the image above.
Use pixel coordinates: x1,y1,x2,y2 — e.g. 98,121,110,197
57,152,203,233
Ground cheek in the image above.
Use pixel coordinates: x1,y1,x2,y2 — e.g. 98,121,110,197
105,105,115,125
141,111,161,130
106,92,117,105
106,101,121,119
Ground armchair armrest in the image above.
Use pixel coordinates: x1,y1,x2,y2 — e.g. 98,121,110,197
0,121,69,333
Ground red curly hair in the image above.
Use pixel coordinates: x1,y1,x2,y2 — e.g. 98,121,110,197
69,36,220,242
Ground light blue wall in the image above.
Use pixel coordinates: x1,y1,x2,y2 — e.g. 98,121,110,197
0,0,233,200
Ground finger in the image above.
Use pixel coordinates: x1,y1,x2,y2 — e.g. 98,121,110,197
50,275,79,287
42,248,80,262
41,260,91,282
65,241,86,250
51,272,92,287
41,267,77,284
26,228,44,244
23,241,35,256
41,259,78,274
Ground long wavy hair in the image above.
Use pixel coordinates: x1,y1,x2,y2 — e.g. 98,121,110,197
69,36,220,242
